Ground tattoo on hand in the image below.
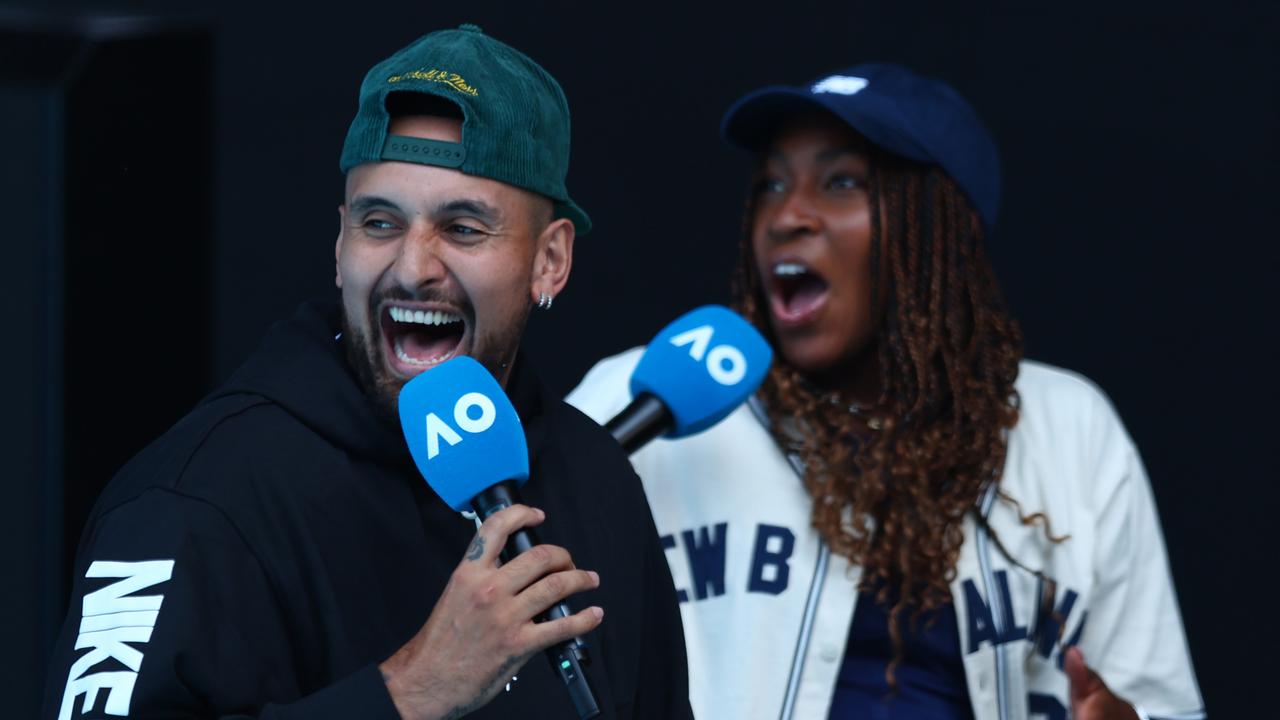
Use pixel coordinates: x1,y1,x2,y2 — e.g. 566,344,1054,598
465,534,485,561
442,655,522,720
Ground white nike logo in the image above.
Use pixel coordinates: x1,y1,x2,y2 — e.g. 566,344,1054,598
58,560,174,720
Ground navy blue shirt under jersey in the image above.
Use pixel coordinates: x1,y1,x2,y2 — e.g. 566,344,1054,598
828,587,975,720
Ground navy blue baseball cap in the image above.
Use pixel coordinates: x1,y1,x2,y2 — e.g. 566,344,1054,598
722,63,1001,231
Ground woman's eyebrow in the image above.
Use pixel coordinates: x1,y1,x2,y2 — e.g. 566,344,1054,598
763,145,866,167
815,146,866,163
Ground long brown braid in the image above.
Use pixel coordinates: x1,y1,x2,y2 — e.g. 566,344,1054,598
732,148,1028,686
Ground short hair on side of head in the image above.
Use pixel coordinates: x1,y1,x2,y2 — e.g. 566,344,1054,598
530,196,554,229
385,91,464,121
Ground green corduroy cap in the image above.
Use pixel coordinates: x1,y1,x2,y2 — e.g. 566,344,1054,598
340,24,591,235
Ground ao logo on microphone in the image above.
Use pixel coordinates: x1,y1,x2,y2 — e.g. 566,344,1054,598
424,391,497,460
629,305,771,438
399,357,530,512
670,325,747,386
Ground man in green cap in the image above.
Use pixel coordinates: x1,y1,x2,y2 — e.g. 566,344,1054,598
44,26,692,720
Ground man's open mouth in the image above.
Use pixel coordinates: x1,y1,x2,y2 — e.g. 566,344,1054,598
766,260,830,325
380,303,467,373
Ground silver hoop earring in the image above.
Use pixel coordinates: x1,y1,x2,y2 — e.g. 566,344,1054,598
537,292,553,310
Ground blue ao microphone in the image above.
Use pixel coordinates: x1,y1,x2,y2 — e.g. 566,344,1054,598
605,305,773,454
399,357,599,719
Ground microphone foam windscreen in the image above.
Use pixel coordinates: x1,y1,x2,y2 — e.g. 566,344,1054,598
630,305,773,437
398,356,529,512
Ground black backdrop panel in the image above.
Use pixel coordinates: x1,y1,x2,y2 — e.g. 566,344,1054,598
0,13,212,718
0,76,62,720
60,27,214,590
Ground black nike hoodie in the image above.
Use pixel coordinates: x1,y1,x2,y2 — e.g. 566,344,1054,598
43,300,692,720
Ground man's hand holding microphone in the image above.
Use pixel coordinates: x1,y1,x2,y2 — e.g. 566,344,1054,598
381,306,771,719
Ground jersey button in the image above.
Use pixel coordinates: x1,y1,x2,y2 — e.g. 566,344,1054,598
819,645,839,663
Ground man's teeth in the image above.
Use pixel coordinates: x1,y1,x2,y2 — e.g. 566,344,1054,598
394,340,451,367
774,262,809,276
388,306,463,326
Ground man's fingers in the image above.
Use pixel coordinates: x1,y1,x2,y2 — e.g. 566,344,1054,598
518,569,600,618
1065,646,1106,702
499,543,575,591
523,605,605,652
469,504,545,565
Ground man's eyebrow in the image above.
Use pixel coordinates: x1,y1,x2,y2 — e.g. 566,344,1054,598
348,195,403,215
432,198,504,224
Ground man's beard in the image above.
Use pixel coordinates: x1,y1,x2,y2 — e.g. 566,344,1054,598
340,291,528,423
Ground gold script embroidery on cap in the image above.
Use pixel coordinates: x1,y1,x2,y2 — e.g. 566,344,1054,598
386,68,479,97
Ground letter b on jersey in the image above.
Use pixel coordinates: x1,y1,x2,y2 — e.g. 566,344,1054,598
748,524,795,595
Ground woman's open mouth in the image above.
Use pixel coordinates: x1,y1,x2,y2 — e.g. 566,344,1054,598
379,303,467,376
766,260,830,327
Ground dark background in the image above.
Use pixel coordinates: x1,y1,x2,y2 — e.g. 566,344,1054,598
3,0,1276,717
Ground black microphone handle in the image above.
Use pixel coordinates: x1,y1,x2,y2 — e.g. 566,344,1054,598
472,481,600,720
603,392,673,455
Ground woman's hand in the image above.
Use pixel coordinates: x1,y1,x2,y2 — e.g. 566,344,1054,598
1064,647,1140,720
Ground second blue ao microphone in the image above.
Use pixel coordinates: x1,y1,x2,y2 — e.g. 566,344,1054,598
605,305,773,454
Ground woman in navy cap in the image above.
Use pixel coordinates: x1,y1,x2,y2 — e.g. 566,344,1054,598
571,64,1203,720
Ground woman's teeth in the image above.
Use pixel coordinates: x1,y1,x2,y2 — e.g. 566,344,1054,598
773,262,809,276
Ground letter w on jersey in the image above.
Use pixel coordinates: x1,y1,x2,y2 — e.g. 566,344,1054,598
58,560,174,720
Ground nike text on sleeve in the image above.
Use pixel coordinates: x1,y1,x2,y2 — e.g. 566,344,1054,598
58,560,174,720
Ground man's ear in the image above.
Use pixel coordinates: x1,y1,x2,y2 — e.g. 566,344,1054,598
335,205,347,289
530,217,574,305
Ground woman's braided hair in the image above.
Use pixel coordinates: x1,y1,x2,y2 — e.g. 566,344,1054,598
732,147,1028,686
